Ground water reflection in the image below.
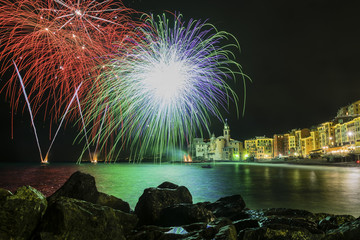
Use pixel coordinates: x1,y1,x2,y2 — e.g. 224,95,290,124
1,162,360,217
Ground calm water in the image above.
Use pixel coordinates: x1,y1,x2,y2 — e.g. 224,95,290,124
1,162,360,217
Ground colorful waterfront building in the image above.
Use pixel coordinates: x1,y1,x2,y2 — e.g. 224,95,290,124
292,128,310,157
273,134,291,157
317,121,335,150
337,100,360,117
273,134,285,157
334,117,360,147
245,136,273,159
244,139,256,158
300,129,320,157
256,136,274,159
190,122,245,161
288,134,296,156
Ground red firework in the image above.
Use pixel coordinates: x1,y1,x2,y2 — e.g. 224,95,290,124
0,0,142,123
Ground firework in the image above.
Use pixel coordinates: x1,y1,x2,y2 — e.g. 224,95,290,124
0,0,141,124
84,13,249,162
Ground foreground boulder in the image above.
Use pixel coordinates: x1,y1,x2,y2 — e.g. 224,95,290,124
38,196,138,240
158,203,215,226
48,171,130,213
205,195,246,220
261,208,317,222
323,217,360,240
239,225,317,240
135,182,192,225
0,186,47,240
318,215,356,231
0,188,12,201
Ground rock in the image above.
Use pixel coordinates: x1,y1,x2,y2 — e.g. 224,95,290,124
331,215,356,226
260,216,323,234
135,182,192,225
0,186,47,240
48,171,99,203
97,192,130,213
321,232,344,240
240,225,317,240
0,188,12,201
325,217,360,240
233,219,259,232
179,232,203,240
319,217,339,232
37,196,138,240
209,217,233,231
158,233,188,240
205,195,246,220
127,225,170,240
244,209,266,220
200,226,217,239
121,230,162,240
48,171,130,213
319,215,356,232
158,182,179,189
238,209,330,240
214,225,237,240
182,222,208,232
261,208,317,222
158,203,215,226
127,226,170,240
314,213,334,223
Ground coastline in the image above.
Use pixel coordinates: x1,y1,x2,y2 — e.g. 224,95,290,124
254,158,360,168
184,158,360,168
2,171,360,240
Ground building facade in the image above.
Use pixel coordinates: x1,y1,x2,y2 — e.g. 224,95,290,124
190,122,245,161
244,136,273,159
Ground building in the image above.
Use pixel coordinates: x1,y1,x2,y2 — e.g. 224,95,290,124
300,129,320,157
317,121,335,150
190,122,245,161
242,99,360,160
333,117,360,147
273,134,285,157
273,128,316,158
244,136,273,159
288,134,296,156
337,100,360,117
244,139,256,158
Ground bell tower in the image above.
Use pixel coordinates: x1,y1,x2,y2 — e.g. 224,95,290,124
223,119,230,145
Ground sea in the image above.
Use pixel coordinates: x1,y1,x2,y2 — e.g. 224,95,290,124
1,162,360,217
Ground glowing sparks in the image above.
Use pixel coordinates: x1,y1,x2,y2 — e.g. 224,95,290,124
0,0,249,163
143,59,188,104
84,13,249,161
0,0,142,124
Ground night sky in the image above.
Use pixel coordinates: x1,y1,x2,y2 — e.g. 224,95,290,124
1,0,360,162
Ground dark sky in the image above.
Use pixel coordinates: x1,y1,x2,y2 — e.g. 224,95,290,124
1,0,360,161
123,0,360,139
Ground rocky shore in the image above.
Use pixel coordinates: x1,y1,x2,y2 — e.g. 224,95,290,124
1,171,359,240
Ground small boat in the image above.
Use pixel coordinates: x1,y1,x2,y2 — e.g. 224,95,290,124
201,164,212,168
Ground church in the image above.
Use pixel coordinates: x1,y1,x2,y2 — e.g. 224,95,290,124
189,122,245,161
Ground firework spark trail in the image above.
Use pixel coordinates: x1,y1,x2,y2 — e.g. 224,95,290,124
84,13,250,162
76,93,93,163
0,0,144,123
12,60,44,163
93,103,109,160
44,82,83,162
